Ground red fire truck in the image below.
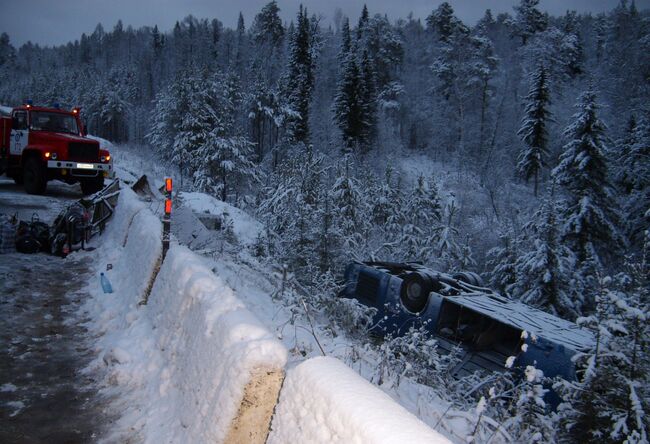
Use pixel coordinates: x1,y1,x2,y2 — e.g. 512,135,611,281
0,103,114,195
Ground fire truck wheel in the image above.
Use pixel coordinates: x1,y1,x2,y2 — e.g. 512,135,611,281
80,177,104,195
23,157,47,195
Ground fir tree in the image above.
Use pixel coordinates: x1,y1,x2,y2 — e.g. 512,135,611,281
486,225,519,295
251,1,285,47
359,49,377,150
614,114,638,194
513,0,547,45
332,158,368,252
333,51,363,152
210,19,221,59
517,65,552,196
357,4,369,39
552,90,624,264
152,25,163,56
0,33,16,66
427,201,463,271
504,365,555,442
284,5,315,143
619,112,650,246
339,17,351,57
426,2,461,43
511,198,579,319
560,264,650,443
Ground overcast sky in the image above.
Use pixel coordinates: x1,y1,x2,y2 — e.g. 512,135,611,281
2,0,649,47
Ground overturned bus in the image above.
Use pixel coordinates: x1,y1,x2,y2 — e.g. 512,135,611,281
341,261,594,383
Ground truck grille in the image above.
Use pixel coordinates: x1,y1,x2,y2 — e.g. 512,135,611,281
68,142,99,162
355,271,380,305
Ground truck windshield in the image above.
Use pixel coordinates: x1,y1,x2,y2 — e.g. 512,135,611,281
30,111,79,135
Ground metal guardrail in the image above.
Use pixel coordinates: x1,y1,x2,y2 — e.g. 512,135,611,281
85,179,120,238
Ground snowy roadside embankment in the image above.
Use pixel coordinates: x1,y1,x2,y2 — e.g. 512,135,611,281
142,244,287,443
80,171,456,443
268,357,451,444
83,187,287,443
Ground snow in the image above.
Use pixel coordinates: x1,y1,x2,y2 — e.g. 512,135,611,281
87,134,114,150
179,191,262,246
475,397,487,415
0,383,17,392
0,105,12,116
82,187,287,443
70,145,493,443
268,357,451,444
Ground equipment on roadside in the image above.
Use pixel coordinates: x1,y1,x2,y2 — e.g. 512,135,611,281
14,214,51,254
0,214,17,254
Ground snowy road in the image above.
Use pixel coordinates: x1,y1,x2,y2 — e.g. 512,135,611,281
0,181,109,443
0,178,82,223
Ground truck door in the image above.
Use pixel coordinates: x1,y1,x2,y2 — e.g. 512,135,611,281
10,111,28,155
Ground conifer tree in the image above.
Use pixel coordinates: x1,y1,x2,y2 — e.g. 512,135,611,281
552,90,624,264
251,1,284,47
0,33,16,66
517,65,552,196
357,4,369,39
486,225,519,295
210,19,221,59
513,0,547,45
504,365,555,442
511,198,579,319
614,114,638,194
333,51,363,152
339,17,351,57
619,112,650,246
559,259,649,443
285,5,314,143
332,158,367,251
359,49,377,150
426,2,461,43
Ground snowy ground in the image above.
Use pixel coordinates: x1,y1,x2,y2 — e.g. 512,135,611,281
106,143,489,443
0,178,82,223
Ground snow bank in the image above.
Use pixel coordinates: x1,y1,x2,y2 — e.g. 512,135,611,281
85,187,287,443
101,186,148,246
268,357,451,444
180,191,262,246
140,244,287,443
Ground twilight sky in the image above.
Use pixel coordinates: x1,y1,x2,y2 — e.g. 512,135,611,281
2,0,648,47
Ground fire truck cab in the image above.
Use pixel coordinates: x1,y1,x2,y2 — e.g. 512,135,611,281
0,103,114,195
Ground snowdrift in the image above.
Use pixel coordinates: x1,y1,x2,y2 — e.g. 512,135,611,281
85,188,286,443
143,244,287,443
268,357,451,444
85,185,448,443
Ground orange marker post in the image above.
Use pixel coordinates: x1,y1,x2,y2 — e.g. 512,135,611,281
162,177,172,261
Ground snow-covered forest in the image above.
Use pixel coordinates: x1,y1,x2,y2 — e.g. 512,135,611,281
1,0,649,441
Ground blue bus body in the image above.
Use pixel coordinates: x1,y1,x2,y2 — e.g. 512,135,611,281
341,261,594,384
